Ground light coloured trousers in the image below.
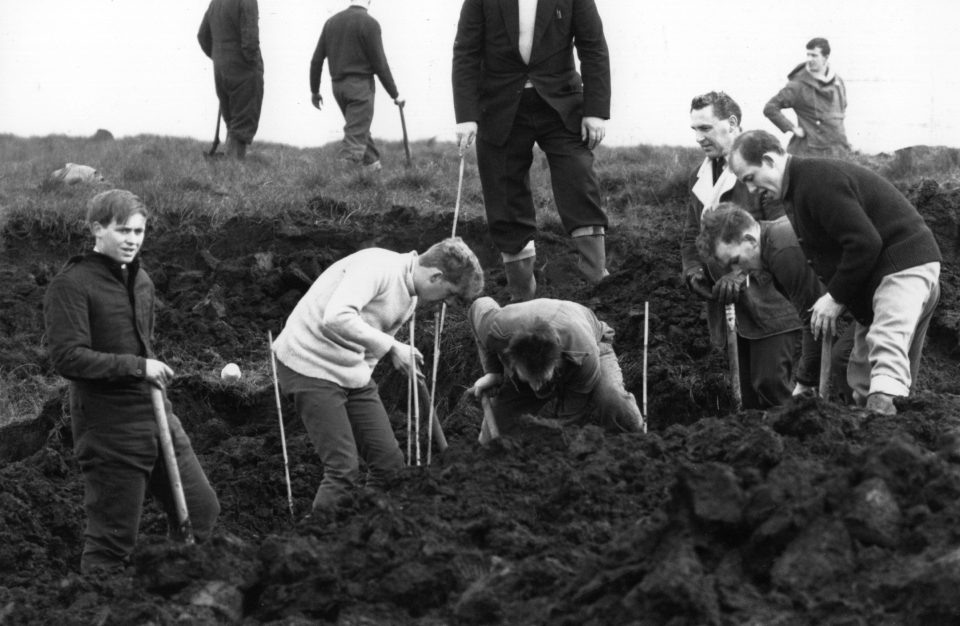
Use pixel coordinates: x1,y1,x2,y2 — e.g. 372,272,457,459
847,262,940,398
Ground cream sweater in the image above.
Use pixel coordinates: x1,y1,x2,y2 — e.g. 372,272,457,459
274,248,418,388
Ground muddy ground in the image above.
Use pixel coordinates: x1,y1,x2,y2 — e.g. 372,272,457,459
2,179,960,625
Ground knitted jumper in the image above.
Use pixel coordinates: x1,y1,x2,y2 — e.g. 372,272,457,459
274,249,417,388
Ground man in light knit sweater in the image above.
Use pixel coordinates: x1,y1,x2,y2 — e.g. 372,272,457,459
272,238,484,513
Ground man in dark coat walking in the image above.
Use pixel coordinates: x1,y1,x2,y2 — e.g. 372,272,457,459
198,0,265,159
310,0,404,172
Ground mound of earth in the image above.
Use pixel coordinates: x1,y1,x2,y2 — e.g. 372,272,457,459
1,180,959,624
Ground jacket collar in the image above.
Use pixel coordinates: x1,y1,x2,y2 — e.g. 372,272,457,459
692,157,738,211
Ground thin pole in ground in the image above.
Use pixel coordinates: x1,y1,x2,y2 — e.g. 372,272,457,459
819,333,834,399
643,301,649,432
407,322,414,466
267,331,295,520
725,303,743,411
410,313,421,466
426,154,467,461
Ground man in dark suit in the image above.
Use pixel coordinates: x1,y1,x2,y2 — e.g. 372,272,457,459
452,0,611,301
729,130,942,415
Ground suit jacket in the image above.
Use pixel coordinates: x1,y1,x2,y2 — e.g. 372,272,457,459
452,0,611,146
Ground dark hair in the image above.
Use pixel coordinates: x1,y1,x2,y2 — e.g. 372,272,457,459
695,203,758,261
86,189,149,227
730,130,785,166
690,91,743,126
504,321,562,377
806,37,830,57
419,236,485,302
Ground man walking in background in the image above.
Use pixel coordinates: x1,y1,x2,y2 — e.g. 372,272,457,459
198,0,265,159
729,130,941,415
682,92,803,408
44,190,220,574
764,37,850,157
452,0,612,301
310,0,405,172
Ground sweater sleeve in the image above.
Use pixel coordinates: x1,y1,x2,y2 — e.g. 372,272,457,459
805,180,884,305
365,20,398,99
43,274,145,382
310,29,327,94
321,264,404,361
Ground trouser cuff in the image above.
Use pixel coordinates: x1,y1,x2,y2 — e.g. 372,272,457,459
502,240,536,263
869,375,909,397
571,226,605,238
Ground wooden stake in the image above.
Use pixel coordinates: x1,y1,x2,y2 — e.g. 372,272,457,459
150,386,194,543
725,303,742,412
267,331,295,520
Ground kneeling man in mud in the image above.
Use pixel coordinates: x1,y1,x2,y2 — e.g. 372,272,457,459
43,190,220,574
468,297,645,440
271,238,484,515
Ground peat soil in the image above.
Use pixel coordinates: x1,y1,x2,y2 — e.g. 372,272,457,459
2,181,960,625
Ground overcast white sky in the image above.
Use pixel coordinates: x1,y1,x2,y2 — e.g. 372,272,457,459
2,0,958,154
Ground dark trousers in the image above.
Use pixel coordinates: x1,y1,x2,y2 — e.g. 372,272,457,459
737,330,801,409
213,53,264,144
276,361,403,512
72,389,219,574
476,89,607,254
332,75,380,165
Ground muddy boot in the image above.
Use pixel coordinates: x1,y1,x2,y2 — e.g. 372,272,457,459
865,392,897,415
502,243,536,301
571,227,610,284
503,257,536,301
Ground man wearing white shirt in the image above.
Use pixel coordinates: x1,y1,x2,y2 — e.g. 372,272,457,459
681,91,803,409
452,0,611,301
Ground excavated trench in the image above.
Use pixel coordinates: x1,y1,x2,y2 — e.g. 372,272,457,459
2,183,960,624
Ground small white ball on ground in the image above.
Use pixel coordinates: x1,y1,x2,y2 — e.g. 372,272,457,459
221,363,241,381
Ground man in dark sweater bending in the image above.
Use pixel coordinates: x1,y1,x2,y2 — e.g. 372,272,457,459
310,0,404,171
728,130,942,415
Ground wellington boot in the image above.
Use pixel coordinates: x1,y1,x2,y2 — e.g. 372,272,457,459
571,234,610,284
865,392,897,416
504,256,536,302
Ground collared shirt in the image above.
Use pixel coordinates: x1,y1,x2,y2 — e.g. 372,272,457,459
518,0,538,64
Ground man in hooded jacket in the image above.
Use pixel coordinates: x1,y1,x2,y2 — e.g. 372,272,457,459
764,37,849,157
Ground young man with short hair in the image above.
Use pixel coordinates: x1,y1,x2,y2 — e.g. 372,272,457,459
729,129,942,414
763,37,850,157
272,237,484,513
468,297,644,437
44,189,220,574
